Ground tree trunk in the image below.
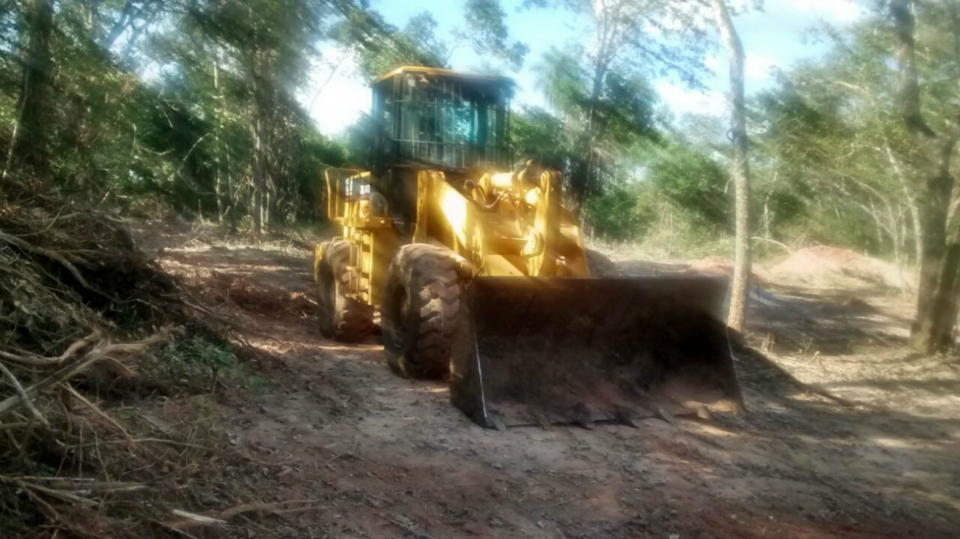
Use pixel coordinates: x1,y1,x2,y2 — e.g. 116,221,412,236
926,226,960,351
712,0,752,332
886,143,924,263
251,114,264,235
891,0,960,352
910,199,923,264
215,169,225,222
213,47,226,222
7,0,55,185
910,138,958,351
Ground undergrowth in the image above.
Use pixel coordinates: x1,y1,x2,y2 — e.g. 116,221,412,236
144,336,269,394
0,191,271,538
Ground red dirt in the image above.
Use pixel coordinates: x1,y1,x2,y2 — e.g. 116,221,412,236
133,222,959,539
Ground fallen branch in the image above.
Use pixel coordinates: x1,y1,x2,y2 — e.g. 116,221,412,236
61,383,131,439
732,345,861,408
216,500,313,520
0,477,99,507
751,236,794,254
0,334,95,367
0,230,113,301
168,500,316,530
169,510,227,528
0,360,48,426
3,477,146,493
0,350,63,367
57,333,97,362
72,483,148,495
0,331,169,419
76,437,211,452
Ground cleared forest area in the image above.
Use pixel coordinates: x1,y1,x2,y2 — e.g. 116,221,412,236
2,1,960,538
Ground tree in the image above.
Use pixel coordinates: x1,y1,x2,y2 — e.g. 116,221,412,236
711,0,752,331
526,0,708,206
5,0,54,186
889,0,960,353
454,0,528,70
332,9,448,80
167,0,334,232
648,143,730,229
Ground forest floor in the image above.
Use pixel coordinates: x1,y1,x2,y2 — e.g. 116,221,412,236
132,221,959,539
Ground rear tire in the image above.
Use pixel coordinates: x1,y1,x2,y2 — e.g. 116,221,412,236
382,244,464,379
317,240,374,342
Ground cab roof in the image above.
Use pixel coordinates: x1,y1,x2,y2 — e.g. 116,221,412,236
372,66,515,87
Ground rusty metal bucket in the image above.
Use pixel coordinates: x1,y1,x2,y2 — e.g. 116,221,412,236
449,276,744,429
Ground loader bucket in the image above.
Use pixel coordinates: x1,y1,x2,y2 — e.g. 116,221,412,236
449,276,744,429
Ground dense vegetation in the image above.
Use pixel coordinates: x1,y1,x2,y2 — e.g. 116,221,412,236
1,0,959,349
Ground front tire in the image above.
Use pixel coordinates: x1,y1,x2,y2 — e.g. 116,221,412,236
317,240,374,342
382,244,464,379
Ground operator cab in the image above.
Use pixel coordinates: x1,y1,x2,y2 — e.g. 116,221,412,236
367,66,515,232
370,66,515,172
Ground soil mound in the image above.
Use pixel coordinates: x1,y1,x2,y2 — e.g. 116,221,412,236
771,246,913,289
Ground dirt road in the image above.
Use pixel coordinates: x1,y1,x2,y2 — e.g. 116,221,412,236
140,223,960,539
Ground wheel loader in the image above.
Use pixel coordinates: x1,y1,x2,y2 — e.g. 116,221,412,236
314,66,743,428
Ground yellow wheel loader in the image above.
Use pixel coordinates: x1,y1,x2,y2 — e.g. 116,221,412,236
314,66,743,428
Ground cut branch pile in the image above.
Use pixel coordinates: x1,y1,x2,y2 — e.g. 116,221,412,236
0,201,187,356
0,197,247,538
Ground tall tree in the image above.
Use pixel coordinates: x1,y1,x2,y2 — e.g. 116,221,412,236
526,0,708,206
334,0,527,81
533,47,661,214
890,0,960,353
5,0,54,185
712,0,751,331
179,0,327,233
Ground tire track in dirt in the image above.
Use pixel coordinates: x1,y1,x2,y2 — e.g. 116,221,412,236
145,223,959,539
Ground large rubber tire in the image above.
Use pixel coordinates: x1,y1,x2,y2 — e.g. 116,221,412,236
382,244,464,380
317,240,374,342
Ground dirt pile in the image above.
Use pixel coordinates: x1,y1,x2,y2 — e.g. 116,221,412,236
771,246,913,289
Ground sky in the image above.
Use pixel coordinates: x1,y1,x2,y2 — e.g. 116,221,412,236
300,0,867,136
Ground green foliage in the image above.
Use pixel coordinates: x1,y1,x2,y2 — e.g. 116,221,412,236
335,0,525,80
582,184,656,241
528,47,663,204
173,337,237,370
648,145,731,231
597,71,660,146
0,0,412,226
459,0,528,71
510,106,567,169
740,4,960,261
145,336,268,393
333,9,448,79
2,0,950,265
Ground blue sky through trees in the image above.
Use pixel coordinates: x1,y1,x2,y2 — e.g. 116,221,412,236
301,0,866,135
